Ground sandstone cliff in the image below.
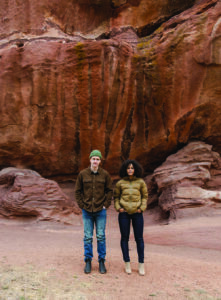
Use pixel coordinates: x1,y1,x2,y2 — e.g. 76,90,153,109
0,0,220,177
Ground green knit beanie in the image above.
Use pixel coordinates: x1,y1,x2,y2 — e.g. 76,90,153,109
89,150,102,159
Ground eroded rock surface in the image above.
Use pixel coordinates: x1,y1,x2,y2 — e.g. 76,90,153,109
0,0,220,178
147,142,221,220
0,168,80,223
0,0,196,38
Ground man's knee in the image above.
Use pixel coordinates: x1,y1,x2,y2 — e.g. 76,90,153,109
84,235,93,244
96,232,105,242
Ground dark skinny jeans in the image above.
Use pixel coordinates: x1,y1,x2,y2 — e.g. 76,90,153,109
118,212,144,263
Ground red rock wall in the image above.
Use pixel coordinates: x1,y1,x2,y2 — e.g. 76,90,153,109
0,0,220,177
0,38,135,175
0,0,195,38
135,0,221,172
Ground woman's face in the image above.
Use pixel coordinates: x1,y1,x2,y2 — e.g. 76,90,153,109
127,164,134,176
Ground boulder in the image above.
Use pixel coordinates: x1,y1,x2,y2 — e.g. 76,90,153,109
147,141,221,220
0,168,80,223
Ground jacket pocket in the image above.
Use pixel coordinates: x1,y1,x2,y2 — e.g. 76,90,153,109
96,179,105,187
83,179,92,189
95,179,105,196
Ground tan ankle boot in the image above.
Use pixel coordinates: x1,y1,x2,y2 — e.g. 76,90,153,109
125,262,132,274
138,263,145,276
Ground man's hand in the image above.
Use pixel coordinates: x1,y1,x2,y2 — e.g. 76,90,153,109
119,208,125,213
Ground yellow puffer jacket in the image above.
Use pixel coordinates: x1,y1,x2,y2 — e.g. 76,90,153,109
114,177,148,214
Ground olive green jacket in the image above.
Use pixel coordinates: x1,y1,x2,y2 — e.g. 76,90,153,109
75,167,113,212
114,177,148,214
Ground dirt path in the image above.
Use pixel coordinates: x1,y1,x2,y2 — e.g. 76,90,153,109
0,207,221,300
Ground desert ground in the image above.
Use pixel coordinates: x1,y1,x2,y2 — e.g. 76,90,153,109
0,206,221,300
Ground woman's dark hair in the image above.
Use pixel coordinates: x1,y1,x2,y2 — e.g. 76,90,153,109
119,160,143,178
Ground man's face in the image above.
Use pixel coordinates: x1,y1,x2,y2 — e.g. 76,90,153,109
90,156,101,169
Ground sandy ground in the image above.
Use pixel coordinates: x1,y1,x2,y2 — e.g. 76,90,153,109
0,207,221,300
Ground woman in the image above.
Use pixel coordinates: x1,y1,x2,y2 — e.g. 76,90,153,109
114,160,148,275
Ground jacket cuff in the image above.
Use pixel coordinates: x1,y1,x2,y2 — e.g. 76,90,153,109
77,202,84,209
140,205,146,212
114,202,121,211
104,200,111,209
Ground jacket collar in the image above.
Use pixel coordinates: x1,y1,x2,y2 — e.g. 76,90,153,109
123,176,137,181
88,166,100,175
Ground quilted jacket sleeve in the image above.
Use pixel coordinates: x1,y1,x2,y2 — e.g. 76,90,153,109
114,181,122,212
139,180,148,212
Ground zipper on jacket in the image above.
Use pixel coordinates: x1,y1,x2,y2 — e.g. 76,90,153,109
129,179,133,211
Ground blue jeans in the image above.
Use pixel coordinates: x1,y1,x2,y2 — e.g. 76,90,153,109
118,212,144,263
82,208,107,262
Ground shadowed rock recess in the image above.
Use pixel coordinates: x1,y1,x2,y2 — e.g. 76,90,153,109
0,0,220,178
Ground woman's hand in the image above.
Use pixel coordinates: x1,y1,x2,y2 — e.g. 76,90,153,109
137,208,142,213
119,208,125,213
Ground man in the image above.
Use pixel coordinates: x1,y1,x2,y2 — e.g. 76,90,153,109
75,150,113,274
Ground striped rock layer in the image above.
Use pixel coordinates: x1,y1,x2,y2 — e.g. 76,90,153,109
0,0,220,177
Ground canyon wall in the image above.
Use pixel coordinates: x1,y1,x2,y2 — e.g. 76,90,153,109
0,0,196,38
0,0,220,177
